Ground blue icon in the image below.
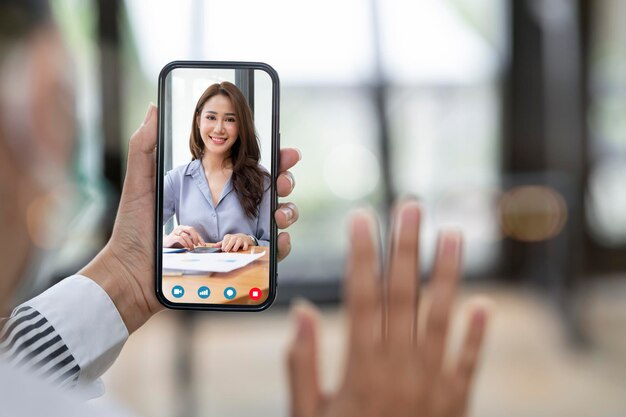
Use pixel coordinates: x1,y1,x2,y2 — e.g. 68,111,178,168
172,285,185,298
198,286,211,299
224,287,237,300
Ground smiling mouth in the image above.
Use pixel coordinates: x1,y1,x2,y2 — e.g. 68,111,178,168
209,136,227,145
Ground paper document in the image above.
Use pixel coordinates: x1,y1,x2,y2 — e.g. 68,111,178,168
163,247,187,254
163,251,265,274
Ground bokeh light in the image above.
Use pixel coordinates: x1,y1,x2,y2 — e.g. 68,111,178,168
499,185,568,242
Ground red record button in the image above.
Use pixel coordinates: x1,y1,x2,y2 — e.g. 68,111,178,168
249,287,262,300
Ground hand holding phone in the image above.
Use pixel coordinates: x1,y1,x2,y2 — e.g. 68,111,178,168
81,85,298,333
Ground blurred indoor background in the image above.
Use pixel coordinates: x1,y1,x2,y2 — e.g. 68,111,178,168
32,0,626,415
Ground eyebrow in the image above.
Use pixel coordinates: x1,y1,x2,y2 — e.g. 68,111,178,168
204,110,236,116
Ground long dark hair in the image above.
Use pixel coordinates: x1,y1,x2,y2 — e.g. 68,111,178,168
189,81,269,219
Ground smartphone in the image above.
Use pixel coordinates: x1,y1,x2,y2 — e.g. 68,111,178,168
155,61,279,310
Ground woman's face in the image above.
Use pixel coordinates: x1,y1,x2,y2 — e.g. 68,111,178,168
197,94,239,158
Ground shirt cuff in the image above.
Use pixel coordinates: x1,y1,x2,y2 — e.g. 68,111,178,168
20,275,129,398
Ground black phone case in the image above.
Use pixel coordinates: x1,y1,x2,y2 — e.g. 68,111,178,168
155,61,280,311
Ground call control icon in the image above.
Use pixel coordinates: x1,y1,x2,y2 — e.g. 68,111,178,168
172,285,185,298
249,288,262,301
224,287,237,300
198,286,210,299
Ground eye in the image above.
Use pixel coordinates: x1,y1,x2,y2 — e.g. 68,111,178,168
205,114,216,120
225,117,237,123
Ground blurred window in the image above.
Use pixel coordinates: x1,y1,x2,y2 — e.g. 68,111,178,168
587,0,626,245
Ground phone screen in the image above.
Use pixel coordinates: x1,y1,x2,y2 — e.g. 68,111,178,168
156,62,279,310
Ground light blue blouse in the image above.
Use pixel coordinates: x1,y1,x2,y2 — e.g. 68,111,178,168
163,159,271,246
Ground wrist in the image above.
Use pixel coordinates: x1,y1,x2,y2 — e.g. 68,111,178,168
248,234,258,246
79,245,162,334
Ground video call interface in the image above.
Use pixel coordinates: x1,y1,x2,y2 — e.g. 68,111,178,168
160,67,274,306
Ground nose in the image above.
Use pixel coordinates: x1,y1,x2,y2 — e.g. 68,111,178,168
213,119,225,133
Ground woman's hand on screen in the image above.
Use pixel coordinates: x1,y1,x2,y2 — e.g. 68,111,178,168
164,225,205,249
218,233,254,252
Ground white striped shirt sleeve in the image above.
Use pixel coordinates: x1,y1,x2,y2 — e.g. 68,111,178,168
0,275,129,399
0,305,81,389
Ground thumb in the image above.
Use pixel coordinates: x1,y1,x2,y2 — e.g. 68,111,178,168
287,300,322,417
134,103,158,154
122,104,158,200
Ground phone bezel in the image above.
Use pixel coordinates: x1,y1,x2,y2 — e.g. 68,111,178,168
155,60,280,311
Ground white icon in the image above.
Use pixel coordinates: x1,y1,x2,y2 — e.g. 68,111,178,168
252,290,259,297
226,289,234,296
199,289,208,296
174,288,182,295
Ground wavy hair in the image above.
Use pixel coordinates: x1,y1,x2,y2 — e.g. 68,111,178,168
189,81,269,219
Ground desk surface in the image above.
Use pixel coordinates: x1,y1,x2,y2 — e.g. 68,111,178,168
162,246,270,305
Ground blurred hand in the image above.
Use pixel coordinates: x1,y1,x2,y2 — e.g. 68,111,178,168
217,233,254,252
80,104,302,333
287,201,490,417
164,225,206,249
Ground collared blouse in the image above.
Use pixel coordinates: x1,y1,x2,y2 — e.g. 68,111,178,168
163,159,270,246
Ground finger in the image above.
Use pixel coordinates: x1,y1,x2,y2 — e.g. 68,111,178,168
277,171,295,197
279,148,302,172
183,231,200,247
173,226,186,238
276,202,299,229
421,231,462,374
277,232,291,262
184,235,196,250
137,104,158,152
387,201,421,349
287,300,322,417
223,236,234,252
192,229,206,246
232,237,243,252
180,234,194,250
346,209,381,359
453,298,492,409
122,104,158,198
243,239,249,251
181,226,202,245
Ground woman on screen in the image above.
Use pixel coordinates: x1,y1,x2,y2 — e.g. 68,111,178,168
163,81,270,252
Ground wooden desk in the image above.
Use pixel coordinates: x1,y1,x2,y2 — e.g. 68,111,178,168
162,246,269,305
